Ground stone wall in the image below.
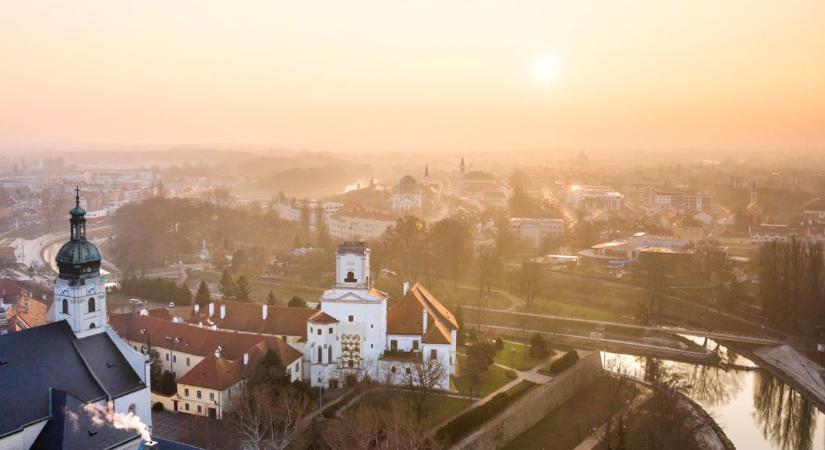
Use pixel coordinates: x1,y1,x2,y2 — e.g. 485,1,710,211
454,351,603,450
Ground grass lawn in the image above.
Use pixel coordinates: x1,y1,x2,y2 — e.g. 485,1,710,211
493,341,548,371
453,354,513,398
349,389,472,429
525,298,625,323
503,377,637,450
426,285,512,310
193,271,325,304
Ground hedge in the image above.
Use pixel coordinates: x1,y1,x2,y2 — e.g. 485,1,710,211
436,381,536,444
548,350,579,374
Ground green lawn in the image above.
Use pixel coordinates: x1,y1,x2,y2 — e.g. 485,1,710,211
349,389,472,429
453,354,513,398
192,271,325,304
524,298,625,323
493,341,548,371
425,285,512,310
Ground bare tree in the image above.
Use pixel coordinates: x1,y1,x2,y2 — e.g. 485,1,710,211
601,361,635,450
322,400,444,450
399,357,446,423
232,385,310,450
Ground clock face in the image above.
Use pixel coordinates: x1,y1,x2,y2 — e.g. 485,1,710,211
60,287,70,296
86,284,97,295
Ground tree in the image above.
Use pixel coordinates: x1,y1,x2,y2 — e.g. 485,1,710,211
513,260,542,310
288,296,307,308
464,340,495,399
267,290,278,305
382,216,430,282
248,349,290,389
158,370,177,395
528,333,550,359
195,280,211,307
233,385,310,450
219,268,236,300
637,250,677,324
235,276,252,302
475,247,501,293
430,218,472,287
399,357,447,424
322,400,443,450
601,361,634,450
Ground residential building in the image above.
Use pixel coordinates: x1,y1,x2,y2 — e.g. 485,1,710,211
578,232,690,270
566,185,624,213
391,175,423,214
638,186,711,214
509,218,565,247
327,205,396,241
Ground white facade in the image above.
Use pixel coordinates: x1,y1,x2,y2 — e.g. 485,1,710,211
509,218,565,247
567,185,624,213
54,276,107,338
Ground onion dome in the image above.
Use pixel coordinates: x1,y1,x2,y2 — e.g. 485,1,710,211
56,188,101,282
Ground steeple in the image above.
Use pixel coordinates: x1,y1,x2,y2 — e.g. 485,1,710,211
460,157,465,174
56,189,101,283
69,187,86,241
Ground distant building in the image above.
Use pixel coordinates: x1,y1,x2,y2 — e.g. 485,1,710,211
509,218,565,247
567,185,623,213
391,175,423,214
803,198,825,223
578,232,690,270
637,186,711,214
328,205,396,241
749,224,792,243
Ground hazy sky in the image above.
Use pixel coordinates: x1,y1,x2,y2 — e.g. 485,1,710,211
1,1,824,154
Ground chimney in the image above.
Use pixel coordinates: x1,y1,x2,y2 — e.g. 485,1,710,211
403,281,410,295
220,304,226,320
262,304,268,320
208,302,214,317
243,353,249,365
422,308,428,334
139,308,148,316
194,304,199,314
144,442,159,450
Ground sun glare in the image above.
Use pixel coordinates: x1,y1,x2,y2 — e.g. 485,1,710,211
531,53,562,85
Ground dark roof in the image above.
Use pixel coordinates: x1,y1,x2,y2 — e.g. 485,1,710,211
152,437,205,450
0,321,146,438
31,390,141,450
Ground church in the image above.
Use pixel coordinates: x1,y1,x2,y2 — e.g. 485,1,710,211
305,242,458,390
0,192,152,450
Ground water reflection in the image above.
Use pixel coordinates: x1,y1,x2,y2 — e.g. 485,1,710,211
602,339,825,450
753,371,819,450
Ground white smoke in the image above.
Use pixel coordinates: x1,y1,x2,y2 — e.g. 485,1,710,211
82,401,152,442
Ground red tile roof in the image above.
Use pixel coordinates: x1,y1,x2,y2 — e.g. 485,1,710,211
109,313,302,366
177,340,272,390
189,300,317,338
387,283,457,344
307,311,338,324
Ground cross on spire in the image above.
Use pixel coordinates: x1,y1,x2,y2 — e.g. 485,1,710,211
75,186,80,207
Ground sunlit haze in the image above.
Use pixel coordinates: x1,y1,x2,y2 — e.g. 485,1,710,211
1,0,824,153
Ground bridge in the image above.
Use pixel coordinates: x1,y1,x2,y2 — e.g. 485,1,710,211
464,306,785,347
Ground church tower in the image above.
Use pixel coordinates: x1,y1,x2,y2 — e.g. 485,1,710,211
54,189,107,338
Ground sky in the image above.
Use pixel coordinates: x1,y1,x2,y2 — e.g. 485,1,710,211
1,0,824,154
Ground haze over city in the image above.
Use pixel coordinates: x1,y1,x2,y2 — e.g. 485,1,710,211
3,2,825,450
2,0,825,154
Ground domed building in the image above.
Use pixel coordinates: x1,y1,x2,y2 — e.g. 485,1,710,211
391,174,423,214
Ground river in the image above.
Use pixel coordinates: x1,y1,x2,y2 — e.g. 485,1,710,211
603,336,825,450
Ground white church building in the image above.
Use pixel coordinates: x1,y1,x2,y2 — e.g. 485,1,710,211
305,242,458,390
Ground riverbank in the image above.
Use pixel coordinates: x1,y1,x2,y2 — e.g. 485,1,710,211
750,345,825,412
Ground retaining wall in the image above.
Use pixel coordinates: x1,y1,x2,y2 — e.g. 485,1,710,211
454,351,603,450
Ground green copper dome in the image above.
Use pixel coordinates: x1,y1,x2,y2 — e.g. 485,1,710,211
56,189,101,282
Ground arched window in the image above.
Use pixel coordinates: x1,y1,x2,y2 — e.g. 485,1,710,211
317,346,323,364
328,346,332,364
62,299,69,315
128,404,136,414
89,323,96,329
88,298,96,313
345,271,356,282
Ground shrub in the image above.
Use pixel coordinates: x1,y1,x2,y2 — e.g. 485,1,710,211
437,381,536,444
494,337,504,351
505,369,518,380
152,402,164,412
528,333,550,359
549,350,579,374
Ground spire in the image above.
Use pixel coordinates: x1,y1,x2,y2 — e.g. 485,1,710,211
75,186,80,208
460,157,465,174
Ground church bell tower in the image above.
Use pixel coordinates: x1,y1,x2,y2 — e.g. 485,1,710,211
53,188,107,337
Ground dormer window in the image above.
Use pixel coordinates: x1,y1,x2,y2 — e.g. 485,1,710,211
345,271,357,283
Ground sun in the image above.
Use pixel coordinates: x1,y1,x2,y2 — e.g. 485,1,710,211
531,53,562,84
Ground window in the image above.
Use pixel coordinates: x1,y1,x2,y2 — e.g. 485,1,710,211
185,388,189,397
89,323,96,329
430,349,438,360
186,357,190,367
165,353,169,361
62,299,68,315
185,403,190,411
197,405,202,413
310,327,313,333
390,340,398,351
348,315,354,322
88,297,95,313
345,271,356,282
328,346,332,363
317,346,323,364
412,340,419,351
405,367,411,375
328,327,333,334
391,366,397,373
173,355,177,363
197,391,202,399
317,329,322,335
348,360,353,368
209,393,215,401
